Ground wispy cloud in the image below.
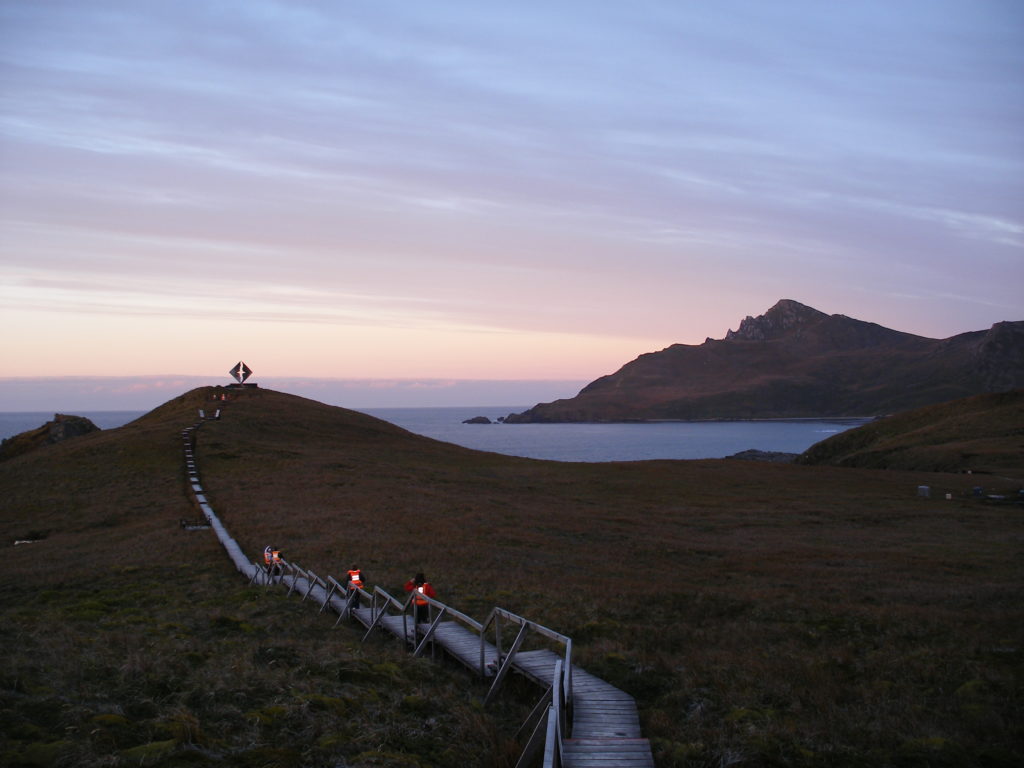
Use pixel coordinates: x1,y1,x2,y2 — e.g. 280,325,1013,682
1,0,1021,383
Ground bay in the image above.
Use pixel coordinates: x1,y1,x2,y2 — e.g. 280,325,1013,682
362,407,866,462
0,408,866,463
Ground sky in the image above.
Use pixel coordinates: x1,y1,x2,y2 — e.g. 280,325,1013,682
1,1,1022,410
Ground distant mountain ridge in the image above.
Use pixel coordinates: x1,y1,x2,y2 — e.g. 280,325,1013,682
505,300,1024,422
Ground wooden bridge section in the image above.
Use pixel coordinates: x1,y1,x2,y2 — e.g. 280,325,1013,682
181,409,653,767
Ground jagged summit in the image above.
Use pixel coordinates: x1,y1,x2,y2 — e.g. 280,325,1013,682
504,301,1024,422
724,299,828,341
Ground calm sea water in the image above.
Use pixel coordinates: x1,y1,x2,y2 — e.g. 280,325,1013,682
0,408,866,462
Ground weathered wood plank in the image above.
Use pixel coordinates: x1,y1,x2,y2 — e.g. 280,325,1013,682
563,760,653,765
564,739,652,748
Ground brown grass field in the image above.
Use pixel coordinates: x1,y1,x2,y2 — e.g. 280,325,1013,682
2,386,1022,767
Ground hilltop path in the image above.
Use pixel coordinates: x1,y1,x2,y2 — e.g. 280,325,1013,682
181,407,654,767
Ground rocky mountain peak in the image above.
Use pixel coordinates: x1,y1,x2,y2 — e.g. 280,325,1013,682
724,299,828,341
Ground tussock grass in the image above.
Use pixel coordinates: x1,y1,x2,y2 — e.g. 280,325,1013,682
1,560,525,766
3,386,1022,766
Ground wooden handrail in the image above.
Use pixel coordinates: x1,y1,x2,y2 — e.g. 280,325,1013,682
362,586,410,643
480,607,574,706
542,704,560,768
416,593,483,632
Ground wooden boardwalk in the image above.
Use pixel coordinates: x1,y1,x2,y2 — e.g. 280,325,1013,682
497,649,654,766
182,407,654,767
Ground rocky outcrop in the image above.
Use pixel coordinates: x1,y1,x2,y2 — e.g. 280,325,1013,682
505,300,1024,422
727,449,799,463
0,414,100,462
725,299,828,341
462,416,492,424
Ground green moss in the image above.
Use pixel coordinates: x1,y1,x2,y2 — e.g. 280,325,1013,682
8,739,72,767
119,739,177,765
159,710,204,744
209,615,255,634
400,694,430,714
245,705,288,727
300,693,349,715
896,737,969,767
652,738,708,764
372,661,406,683
724,706,776,724
953,678,987,699
352,751,423,767
90,713,129,728
232,746,303,767
5,722,45,742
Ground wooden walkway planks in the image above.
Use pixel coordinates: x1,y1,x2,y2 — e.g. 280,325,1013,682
562,738,655,766
349,606,417,645
429,621,500,673
477,649,654,766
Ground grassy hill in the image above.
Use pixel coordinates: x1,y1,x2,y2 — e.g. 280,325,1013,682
3,387,1022,767
797,389,1024,476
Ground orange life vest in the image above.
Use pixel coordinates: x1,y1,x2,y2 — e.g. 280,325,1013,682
414,583,436,605
347,569,363,589
271,549,282,564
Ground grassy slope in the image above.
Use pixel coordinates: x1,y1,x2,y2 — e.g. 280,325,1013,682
797,389,1024,476
0,389,527,768
3,386,1023,767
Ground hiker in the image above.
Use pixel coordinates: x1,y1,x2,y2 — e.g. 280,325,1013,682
270,547,283,580
404,572,436,624
263,546,273,567
345,565,365,610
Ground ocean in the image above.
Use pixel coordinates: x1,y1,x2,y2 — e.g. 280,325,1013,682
0,407,867,462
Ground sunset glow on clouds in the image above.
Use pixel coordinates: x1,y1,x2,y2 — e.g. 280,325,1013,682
1,1,1022,402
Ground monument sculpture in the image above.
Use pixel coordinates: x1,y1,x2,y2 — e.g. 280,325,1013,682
228,361,256,388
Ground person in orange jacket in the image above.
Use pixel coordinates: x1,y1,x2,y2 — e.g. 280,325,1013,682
269,547,283,579
404,572,436,624
345,565,365,608
346,565,364,591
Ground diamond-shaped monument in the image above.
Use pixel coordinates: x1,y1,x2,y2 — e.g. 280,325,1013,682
229,361,252,384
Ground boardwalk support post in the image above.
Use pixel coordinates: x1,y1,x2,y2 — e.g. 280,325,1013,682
413,607,448,657
541,706,559,768
322,576,342,615
484,622,529,706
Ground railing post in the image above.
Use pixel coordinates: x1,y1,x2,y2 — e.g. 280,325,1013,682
552,659,565,741
247,562,264,586
563,638,573,729
480,609,497,676
495,612,503,662
485,622,529,706
541,705,558,768
322,576,341,615
285,562,302,596
413,607,448,657
302,569,318,602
